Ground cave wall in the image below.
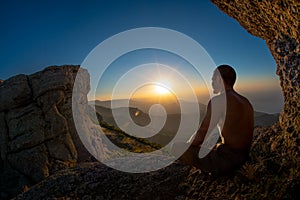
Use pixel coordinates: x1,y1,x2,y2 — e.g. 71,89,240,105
211,0,300,136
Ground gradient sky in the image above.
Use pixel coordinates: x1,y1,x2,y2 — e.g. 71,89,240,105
0,0,283,113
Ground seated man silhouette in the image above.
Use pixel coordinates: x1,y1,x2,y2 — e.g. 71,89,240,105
172,65,254,176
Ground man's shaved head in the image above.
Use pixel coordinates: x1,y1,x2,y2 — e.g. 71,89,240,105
216,65,236,87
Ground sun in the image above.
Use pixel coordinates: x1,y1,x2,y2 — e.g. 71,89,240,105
154,84,170,95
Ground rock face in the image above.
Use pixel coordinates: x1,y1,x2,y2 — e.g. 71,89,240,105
18,162,191,200
18,125,299,199
211,0,299,144
0,66,94,198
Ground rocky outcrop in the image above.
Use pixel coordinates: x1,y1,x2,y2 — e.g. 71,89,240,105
18,161,191,200
0,66,95,198
17,125,299,199
211,0,299,145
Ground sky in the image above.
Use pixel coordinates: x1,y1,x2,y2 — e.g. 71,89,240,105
0,0,283,113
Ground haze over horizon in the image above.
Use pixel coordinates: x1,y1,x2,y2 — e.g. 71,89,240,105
0,0,283,113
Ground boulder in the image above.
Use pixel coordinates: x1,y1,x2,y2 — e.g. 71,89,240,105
0,65,96,199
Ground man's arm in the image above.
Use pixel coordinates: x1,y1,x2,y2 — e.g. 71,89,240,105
191,97,222,146
191,101,212,146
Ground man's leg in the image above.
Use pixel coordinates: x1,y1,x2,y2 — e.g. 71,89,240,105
213,144,249,175
172,142,249,176
172,142,219,174
171,142,216,172
172,142,200,166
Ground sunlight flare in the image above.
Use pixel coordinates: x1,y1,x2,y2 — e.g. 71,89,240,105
154,84,170,95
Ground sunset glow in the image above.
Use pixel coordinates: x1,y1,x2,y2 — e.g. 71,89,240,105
154,84,170,95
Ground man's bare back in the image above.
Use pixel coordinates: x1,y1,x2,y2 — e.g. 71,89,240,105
172,65,254,176
221,90,254,150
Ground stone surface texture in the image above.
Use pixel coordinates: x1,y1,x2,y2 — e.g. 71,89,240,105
0,65,95,198
18,162,191,200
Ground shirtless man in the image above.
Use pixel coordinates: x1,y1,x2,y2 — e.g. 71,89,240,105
172,65,254,176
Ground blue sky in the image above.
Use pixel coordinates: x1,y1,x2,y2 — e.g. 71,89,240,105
0,0,283,113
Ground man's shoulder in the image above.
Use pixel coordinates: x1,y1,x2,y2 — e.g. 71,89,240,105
210,93,226,103
209,94,227,111
230,91,254,111
235,92,253,107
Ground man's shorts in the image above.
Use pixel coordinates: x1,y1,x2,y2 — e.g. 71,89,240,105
172,142,249,176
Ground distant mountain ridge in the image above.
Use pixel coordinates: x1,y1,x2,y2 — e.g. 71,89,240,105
90,99,279,128
254,111,280,127
91,99,207,115
88,99,279,146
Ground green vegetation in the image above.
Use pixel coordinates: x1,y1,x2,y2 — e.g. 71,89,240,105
99,120,162,152
88,108,162,153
